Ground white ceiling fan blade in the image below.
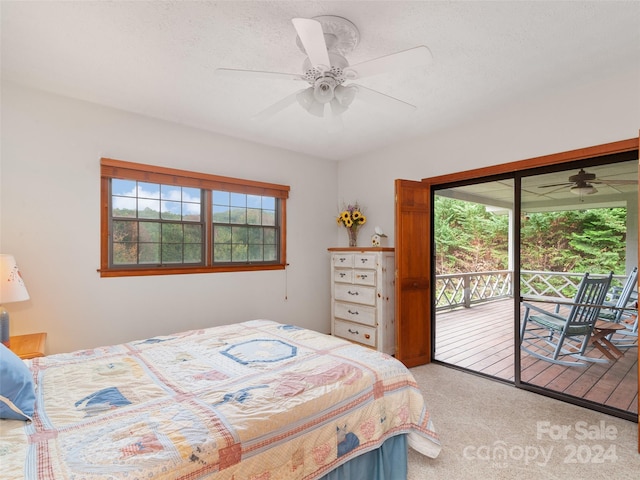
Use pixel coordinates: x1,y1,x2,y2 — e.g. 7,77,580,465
216,68,303,82
346,46,433,80
251,90,303,122
292,18,331,68
353,84,416,115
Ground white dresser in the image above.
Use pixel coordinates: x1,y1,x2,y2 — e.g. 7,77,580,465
328,248,395,355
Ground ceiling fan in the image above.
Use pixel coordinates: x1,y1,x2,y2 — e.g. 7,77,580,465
216,15,432,126
538,168,637,195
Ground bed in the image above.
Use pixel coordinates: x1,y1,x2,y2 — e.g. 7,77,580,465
0,319,441,479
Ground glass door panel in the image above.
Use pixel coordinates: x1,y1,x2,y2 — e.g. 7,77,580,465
519,159,638,417
433,179,515,381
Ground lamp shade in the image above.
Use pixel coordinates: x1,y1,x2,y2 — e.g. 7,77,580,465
0,254,30,304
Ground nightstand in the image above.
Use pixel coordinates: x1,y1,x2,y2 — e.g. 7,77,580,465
8,332,47,359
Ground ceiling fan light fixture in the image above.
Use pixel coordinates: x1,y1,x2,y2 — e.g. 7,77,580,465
313,77,337,103
296,87,325,117
570,184,597,195
334,84,357,107
330,97,348,116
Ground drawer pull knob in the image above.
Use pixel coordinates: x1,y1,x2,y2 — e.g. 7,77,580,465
347,290,359,296
364,334,371,340
359,274,367,279
339,272,346,277
348,328,359,335
347,309,359,315
360,258,368,264
339,257,347,263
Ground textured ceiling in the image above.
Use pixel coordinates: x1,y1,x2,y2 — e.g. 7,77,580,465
2,1,639,161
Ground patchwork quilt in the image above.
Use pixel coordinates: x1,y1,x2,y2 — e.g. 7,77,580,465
1,320,440,479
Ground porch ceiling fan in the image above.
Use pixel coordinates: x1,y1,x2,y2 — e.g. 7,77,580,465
215,15,432,126
537,168,637,195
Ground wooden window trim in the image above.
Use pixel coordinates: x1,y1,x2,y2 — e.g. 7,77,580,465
99,158,289,277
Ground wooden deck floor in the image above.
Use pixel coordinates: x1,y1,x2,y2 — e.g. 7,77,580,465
434,298,638,414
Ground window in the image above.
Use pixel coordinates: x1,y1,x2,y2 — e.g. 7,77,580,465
100,158,289,277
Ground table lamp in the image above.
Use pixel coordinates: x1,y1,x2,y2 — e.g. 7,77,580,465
0,254,30,347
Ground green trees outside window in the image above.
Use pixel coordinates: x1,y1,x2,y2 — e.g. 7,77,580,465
435,196,627,275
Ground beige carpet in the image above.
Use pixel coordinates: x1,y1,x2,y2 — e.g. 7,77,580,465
408,363,640,479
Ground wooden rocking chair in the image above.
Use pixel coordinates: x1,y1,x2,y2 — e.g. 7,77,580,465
520,272,613,366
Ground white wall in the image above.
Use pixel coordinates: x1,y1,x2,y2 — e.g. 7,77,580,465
336,68,640,247
3,65,638,354
1,82,338,353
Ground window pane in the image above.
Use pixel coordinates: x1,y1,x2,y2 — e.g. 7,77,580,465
262,197,275,210
162,243,183,263
262,209,276,226
184,224,202,244
247,195,261,208
214,225,232,243
210,190,280,265
230,193,246,207
161,184,181,201
140,222,161,242
247,208,261,225
161,200,182,220
230,207,246,224
113,242,138,265
213,190,229,206
248,227,263,244
113,220,138,242
184,243,202,263
232,226,248,244
112,179,136,196
183,201,201,222
139,243,160,264
264,244,277,261
232,244,248,262
112,196,137,218
138,182,160,199
214,243,231,262
264,228,276,244
162,223,184,243
183,187,201,203
248,244,263,261
213,205,230,223
138,198,160,219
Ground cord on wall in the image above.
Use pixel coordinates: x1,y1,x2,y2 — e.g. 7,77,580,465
284,263,290,300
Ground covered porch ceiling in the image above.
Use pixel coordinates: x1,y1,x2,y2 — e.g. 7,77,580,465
437,158,638,213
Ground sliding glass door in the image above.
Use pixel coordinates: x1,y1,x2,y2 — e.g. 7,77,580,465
431,154,638,420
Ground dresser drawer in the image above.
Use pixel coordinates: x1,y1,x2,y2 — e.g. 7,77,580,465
334,319,376,348
353,254,377,269
334,268,353,283
334,283,376,306
353,269,376,286
334,301,376,326
332,253,354,268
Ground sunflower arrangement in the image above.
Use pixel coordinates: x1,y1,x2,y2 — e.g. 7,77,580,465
336,203,367,229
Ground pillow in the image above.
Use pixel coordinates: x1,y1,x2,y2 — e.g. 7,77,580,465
0,343,36,420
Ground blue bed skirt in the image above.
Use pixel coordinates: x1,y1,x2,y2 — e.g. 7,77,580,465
320,434,408,480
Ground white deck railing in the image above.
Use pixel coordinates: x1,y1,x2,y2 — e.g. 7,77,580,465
435,270,627,310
